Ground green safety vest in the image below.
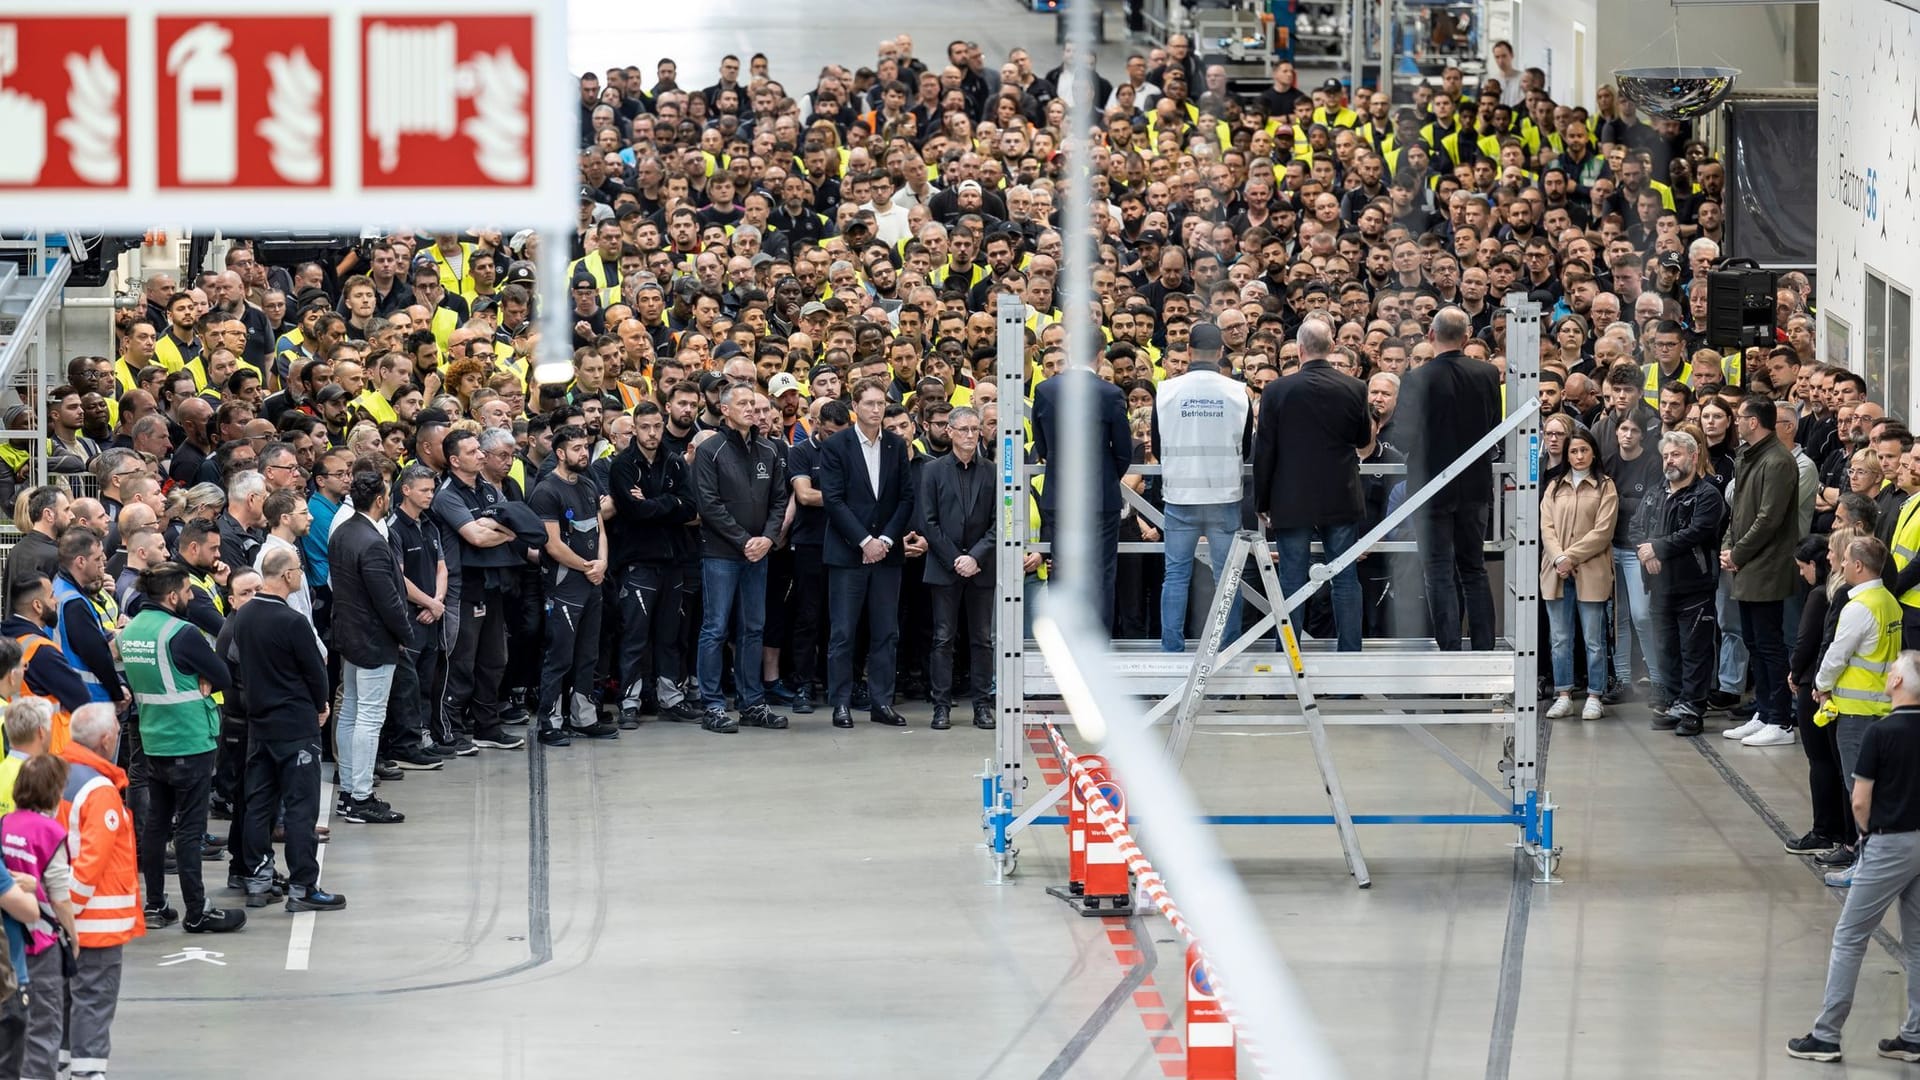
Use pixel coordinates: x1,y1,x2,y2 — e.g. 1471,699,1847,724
1833,583,1904,718
120,608,220,757
1891,499,1920,607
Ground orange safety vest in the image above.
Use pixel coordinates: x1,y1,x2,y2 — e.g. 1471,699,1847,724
16,635,72,754
59,741,143,949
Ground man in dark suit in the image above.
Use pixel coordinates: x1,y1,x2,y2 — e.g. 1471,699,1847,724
1030,351,1134,633
918,405,997,730
821,377,917,728
327,470,413,824
1400,307,1504,650
1254,317,1372,651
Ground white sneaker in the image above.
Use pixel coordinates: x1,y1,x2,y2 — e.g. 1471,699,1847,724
1742,724,1799,747
1581,696,1604,721
1723,715,1767,741
1545,694,1573,719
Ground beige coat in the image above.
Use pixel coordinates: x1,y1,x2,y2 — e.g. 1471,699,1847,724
1541,472,1618,601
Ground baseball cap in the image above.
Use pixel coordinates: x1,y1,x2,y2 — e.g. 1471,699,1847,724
697,371,728,394
768,372,802,397
471,295,499,313
800,301,830,318
1321,78,1343,93
1188,323,1224,352
505,261,536,284
1659,251,1684,270
1136,230,1166,247
713,341,744,360
957,179,983,195
314,384,349,404
750,252,775,267
571,270,597,289
810,364,841,383
590,203,616,223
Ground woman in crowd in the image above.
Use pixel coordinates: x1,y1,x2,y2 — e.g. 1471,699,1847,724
1785,530,1859,866
1605,412,1664,701
1542,428,1618,720
1697,395,1737,485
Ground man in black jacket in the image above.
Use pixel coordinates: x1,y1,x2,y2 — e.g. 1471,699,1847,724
821,378,916,729
1254,318,1372,651
1633,430,1727,735
609,402,702,727
1031,352,1134,633
384,466,447,772
782,399,850,715
226,545,344,912
918,406,996,730
528,425,618,746
690,383,791,734
327,471,413,824
1400,307,1504,650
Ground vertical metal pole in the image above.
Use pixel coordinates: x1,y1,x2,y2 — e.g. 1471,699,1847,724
1051,0,1100,628
1501,294,1543,857
993,293,1030,874
1349,0,1364,96
1378,0,1395,102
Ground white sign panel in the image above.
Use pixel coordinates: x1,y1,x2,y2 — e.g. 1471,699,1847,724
0,0,571,230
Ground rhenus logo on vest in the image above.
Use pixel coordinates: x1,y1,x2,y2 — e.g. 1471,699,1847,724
1179,395,1230,420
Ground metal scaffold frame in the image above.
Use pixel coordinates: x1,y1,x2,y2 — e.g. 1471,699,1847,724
983,293,1556,886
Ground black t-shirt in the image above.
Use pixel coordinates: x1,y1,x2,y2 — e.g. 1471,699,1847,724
1856,707,1920,833
528,471,601,599
1604,449,1663,548
787,437,828,547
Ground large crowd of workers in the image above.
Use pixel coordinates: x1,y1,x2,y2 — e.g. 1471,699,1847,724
0,27,1912,1075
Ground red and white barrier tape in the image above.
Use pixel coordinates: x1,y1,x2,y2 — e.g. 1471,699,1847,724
1045,723,1267,1074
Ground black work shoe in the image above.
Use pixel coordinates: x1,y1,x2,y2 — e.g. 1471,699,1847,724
930,705,952,730
974,701,996,729
144,903,179,930
791,689,815,715
701,708,739,734
1674,712,1703,737
374,760,404,782
341,796,405,824
473,733,526,751
500,701,532,726
739,704,788,730
831,705,854,729
870,705,907,727
184,907,246,934
392,746,444,770
1786,830,1837,855
244,889,281,909
1878,1036,1920,1062
664,700,707,723
449,736,479,756
617,706,644,730
425,741,461,758
850,683,872,710
1649,709,1680,731
1816,845,1858,868
286,888,346,913
566,718,620,739
1786,1034,1842,1062
537,728,572,747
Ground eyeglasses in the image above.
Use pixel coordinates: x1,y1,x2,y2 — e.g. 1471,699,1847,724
950,425,981,435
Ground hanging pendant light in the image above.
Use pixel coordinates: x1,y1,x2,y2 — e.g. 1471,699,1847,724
1611,66,1741,120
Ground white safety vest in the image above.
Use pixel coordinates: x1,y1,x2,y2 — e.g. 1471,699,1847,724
1155,368,1249,506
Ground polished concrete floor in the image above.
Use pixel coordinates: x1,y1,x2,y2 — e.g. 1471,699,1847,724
108,695,1919,1079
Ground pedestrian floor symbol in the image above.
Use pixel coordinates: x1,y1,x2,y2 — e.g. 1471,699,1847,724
158,947,226,966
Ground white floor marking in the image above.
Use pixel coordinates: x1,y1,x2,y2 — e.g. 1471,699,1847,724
285,778,334,971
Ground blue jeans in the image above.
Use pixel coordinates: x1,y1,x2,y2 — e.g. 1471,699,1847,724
1274,522,1362,652
1546,592,1609,693
1715,572,1747,694
1160,502,1244,652
698,557,768,711
1610,547,1664,688
339,661,395,800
